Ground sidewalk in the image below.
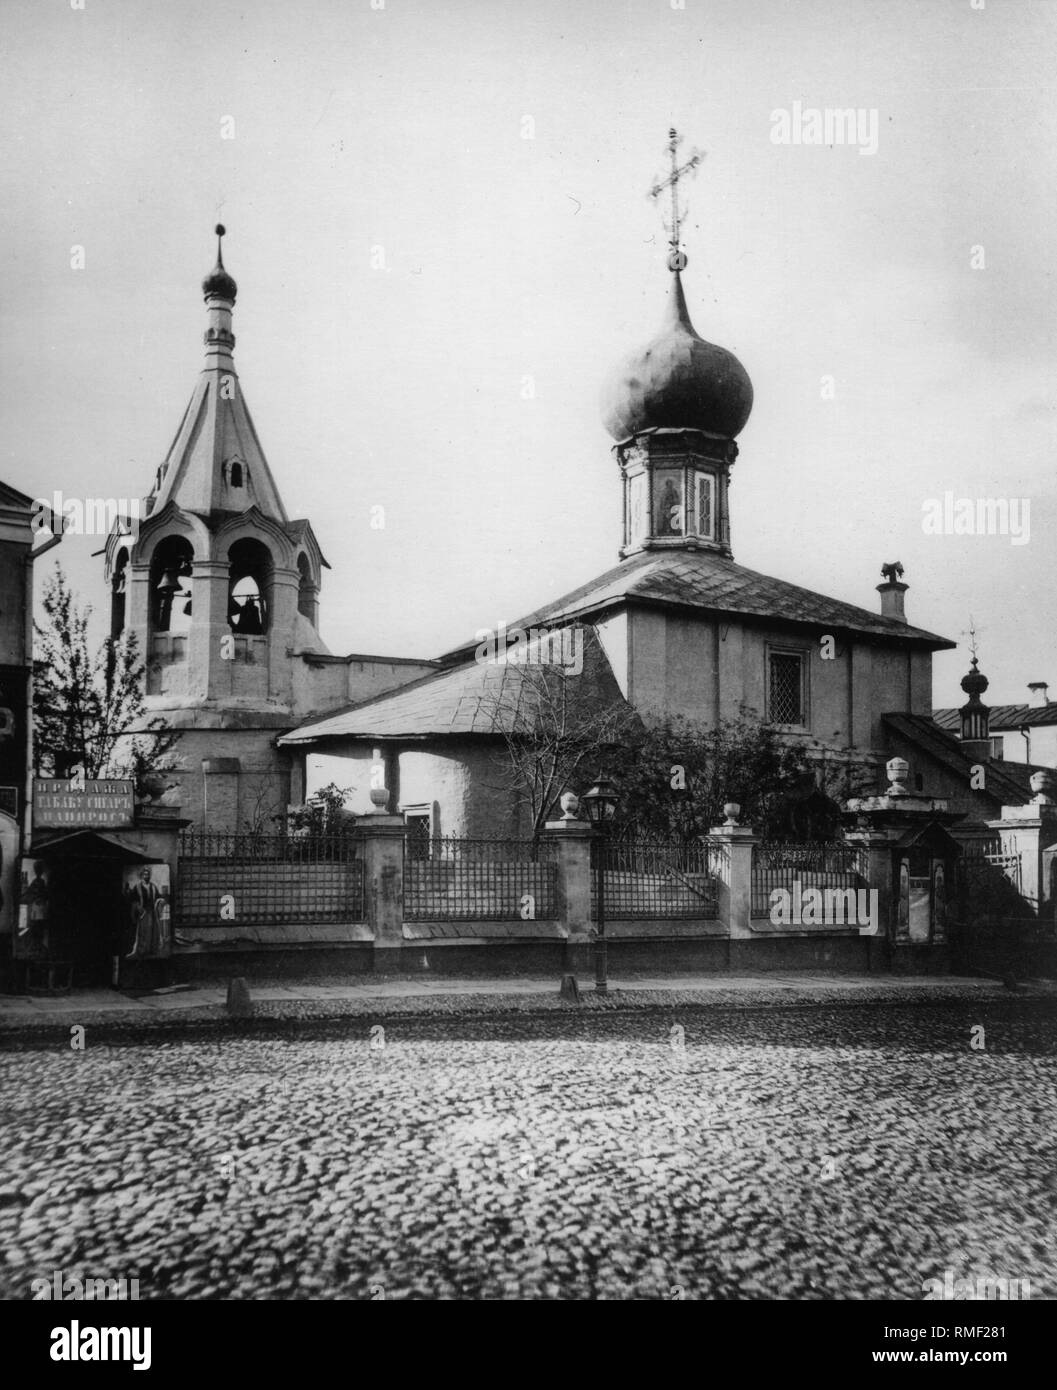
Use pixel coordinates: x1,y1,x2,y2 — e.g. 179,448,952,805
1,972,1047,1032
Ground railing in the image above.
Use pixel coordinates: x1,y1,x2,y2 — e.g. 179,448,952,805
403,834,558,922
175,830,365,925
956,837,1023,893
751,840,867,919
591,837,724,919
179,830,364,860
952,836,1042,976
984,838,1022,893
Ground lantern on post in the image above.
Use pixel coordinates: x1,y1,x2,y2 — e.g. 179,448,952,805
582,775,620,992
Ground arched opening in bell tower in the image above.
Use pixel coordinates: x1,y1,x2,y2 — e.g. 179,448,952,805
110,547,129,638
228,538,271,635
149,536,194,637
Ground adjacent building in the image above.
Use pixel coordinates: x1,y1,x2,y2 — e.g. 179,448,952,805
934,680,1057,769
0,481,61,947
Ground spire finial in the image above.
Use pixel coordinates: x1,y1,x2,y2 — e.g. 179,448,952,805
648,127,704,272
961,614,981,664
202,223,237,304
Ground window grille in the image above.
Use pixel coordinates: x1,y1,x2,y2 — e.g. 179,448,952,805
405,813,431,861
694,472,714,538
769,651,804,725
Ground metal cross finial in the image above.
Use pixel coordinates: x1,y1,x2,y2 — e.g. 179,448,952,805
648,127,704,271
215,223,226,265
961,615,981,663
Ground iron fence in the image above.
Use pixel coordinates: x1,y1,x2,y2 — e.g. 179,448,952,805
751,840,868,919
178,830,365,861
591,837,724,919
978,837,1022,893
175,830,365,925
403,834,558,922
951,836,1045,977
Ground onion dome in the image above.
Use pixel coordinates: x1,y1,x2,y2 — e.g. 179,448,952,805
602,269,753,442
202,224,237,302
960,657,989,700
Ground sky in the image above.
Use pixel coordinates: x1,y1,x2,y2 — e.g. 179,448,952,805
1,0,1054,709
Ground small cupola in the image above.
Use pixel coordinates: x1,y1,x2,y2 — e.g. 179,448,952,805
958,656,991,761
202,223,238,303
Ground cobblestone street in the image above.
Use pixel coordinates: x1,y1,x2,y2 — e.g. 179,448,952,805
2,998,1055,1301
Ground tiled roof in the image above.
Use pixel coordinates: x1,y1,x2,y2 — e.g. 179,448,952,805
0,480,36,508
442,549,953,660
933,703,1057,731
882,713,1042,806
280,627,629,744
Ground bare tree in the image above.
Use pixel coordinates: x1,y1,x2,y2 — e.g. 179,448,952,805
474,627,638,838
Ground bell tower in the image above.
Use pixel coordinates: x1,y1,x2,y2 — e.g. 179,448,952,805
103,228,329,828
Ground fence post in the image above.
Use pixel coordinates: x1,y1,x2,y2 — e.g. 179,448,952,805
359,814,406,960
841,829,895,958
707,821,758,938
543,816,594,973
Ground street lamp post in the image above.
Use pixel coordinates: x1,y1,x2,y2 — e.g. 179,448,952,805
582,775,619,993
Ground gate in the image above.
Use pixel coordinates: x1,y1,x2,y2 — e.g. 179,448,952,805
950,837,1043,978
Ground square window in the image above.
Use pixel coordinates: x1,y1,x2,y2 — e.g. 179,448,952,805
769,651,805,725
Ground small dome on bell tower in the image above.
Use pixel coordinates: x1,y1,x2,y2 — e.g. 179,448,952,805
202,224,238,302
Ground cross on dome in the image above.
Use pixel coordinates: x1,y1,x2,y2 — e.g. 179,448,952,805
648,127,705,272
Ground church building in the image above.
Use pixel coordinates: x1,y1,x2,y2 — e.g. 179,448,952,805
106,190,1017,847
280,232,960,836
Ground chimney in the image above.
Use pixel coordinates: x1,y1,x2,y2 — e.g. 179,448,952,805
876,561,907,623
1027,682,1050,708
